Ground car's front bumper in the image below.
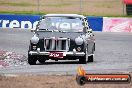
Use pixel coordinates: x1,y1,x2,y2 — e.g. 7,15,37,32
29,51,85,57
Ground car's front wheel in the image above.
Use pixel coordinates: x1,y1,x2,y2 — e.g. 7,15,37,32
79,48,88,64
28,54,37,65
79,56,87,64
88,46,94,62
38,59,46,63
88,55,93,62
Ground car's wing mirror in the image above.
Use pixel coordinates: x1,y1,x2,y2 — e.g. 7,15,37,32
31,29,36,32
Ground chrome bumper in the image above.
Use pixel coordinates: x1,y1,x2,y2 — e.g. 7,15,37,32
29,51,85,56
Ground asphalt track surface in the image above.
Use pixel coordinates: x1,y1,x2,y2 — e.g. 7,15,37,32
0,28,132,74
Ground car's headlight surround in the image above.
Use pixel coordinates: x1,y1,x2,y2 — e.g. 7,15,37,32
75,37,84,45
31,34,39,44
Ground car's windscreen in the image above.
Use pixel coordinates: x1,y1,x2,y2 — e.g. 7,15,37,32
37,17,84,32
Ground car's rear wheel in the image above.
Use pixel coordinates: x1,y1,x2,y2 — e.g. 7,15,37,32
28,54,37,65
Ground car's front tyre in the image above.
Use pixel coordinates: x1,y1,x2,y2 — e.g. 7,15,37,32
79,57,87,64
88,55,93,62
38,59,46,63
79,48,88,64
28,54,37,65
88,46,94,62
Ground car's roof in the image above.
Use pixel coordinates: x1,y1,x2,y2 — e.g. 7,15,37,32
43,14,86,19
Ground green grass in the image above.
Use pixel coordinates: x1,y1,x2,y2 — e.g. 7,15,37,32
0,11,46,15
0,0,131,17
82,13,132,17
0,11,132,17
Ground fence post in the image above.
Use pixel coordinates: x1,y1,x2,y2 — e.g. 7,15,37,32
123,2,125,15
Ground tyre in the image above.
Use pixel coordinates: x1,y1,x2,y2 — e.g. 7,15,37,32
79,48,88,64
38,59,46,63
79,56,87,64
76,76,86,85
88,46,94,62
88,55,93,62
28,54,37,65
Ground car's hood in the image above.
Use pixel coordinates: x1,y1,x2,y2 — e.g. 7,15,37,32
36,31,84,40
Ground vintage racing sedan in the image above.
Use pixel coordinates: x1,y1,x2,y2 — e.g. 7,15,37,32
28,14,95,65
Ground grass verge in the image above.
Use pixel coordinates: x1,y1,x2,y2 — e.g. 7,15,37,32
0,11,132,17
0,11,46,15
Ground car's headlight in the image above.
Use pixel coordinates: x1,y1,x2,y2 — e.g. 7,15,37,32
31,34,39,44
75,37,83,45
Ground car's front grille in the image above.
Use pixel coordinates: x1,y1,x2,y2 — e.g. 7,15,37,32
44,38,70,51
